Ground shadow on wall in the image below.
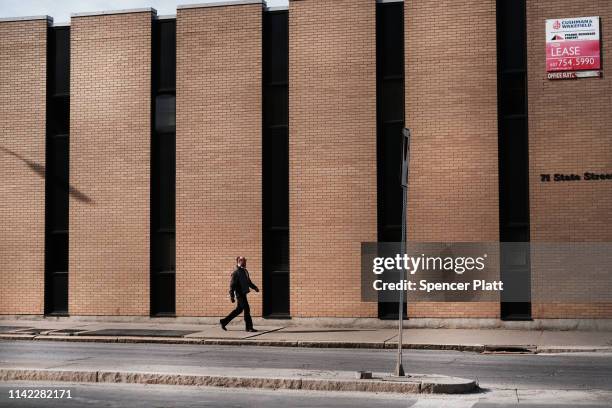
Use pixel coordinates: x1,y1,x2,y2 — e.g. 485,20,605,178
0,145,94,204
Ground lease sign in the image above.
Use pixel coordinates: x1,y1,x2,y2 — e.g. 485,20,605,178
546,17,600,72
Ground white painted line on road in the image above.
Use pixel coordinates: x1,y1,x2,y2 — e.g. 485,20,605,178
409,399,475,408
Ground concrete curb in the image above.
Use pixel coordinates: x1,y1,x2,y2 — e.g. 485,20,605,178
0,334,35,340
0,368,478,394
393,343,486,352
536,346,612,353
203,338,299,347
1,334,610,354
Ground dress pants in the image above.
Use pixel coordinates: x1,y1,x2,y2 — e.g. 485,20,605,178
221,293,253,330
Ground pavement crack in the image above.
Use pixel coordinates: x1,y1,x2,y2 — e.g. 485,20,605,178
179,351,210,357
44,364,73,370
444,357,458,365
383,335,398,344
245,326,286,339
44,358,91,370
66,357,92,363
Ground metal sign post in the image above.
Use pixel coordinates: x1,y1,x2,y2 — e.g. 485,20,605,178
395,128,411,377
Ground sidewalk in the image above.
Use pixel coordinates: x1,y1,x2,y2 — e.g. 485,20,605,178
1,318,611,353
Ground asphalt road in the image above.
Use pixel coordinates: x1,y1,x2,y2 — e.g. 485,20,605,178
1,341,612,407
0,382,411,408
1,340,611,391
0,382,611,408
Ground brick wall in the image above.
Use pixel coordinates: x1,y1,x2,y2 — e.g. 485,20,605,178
527,1,612,318
175,4,262,317
0,19,47,314
2,2,610,321
69,11,152,315
289,0,377,317
404,0,500,318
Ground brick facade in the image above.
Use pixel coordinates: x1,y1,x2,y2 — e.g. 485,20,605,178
404,0,500,318
528,2,611,242
527,1,612,318
0,18,47,314
69,11,153,315
0,1,610,321
175,3,262,317
289,0,378,317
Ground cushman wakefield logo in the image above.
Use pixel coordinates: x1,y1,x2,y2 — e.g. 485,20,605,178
559,18,595,29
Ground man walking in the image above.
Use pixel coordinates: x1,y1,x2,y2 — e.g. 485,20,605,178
220,256,259,332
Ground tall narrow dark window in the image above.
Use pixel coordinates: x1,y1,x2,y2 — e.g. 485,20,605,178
262,10,290,317
45,26,70,315
376,2,406,320
151,18,176,316
497,0,531,320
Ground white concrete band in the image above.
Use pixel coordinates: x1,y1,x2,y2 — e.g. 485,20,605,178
71,8,157,18
0,15,52,23
178,0,264,10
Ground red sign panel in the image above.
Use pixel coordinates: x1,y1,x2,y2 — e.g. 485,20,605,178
546,17,601,73
546,40,600,71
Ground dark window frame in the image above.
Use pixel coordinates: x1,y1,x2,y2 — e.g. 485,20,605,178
376,2,407,320
497,0,532,320
150,18,177,317
262,10,290,318
45,26,70,316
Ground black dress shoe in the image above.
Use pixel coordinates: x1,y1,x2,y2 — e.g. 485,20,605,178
220,319,227,331
246,328,258,332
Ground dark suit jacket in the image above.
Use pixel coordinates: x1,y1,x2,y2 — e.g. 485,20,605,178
229,267,258,297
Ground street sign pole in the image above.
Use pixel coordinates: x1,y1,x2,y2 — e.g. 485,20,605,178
395,128,411,377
